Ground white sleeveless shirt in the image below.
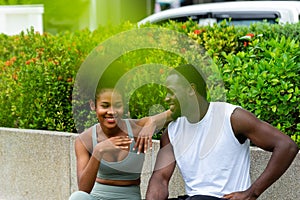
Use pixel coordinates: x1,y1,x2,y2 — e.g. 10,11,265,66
168,102,251,197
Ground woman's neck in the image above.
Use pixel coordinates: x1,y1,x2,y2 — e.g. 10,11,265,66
99,120,126,138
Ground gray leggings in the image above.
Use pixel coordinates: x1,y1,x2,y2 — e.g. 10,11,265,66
69,182,141,200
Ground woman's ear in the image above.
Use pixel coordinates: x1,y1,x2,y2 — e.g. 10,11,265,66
89,100,96,111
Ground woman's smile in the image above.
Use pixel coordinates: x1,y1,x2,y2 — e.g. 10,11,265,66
95,89,124,130
104,116,118,123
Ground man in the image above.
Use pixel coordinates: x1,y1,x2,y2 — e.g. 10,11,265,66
146,64,298,200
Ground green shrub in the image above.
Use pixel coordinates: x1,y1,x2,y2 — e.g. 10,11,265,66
0,23,135,132
0,21,299,146
0,30,82,132
222,35,300,138
145,20,299,144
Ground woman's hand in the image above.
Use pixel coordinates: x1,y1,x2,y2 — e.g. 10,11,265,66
93,136,132,160
134,109,173,154
134,121,156,154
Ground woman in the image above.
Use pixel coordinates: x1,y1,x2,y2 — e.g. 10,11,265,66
69,63,171,200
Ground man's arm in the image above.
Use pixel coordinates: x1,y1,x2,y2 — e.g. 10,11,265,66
224,108,299,200
146,129,176,200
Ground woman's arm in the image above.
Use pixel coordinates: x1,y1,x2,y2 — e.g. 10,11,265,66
75,132,133,193
75,136,101,193
133,109,173,153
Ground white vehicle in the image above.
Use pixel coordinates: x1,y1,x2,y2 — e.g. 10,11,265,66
139,1,300,26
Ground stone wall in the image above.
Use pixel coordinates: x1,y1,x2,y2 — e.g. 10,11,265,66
0,128,299,200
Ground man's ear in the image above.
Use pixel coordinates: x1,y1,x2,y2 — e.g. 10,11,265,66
89,100,96,111
188,83,197,96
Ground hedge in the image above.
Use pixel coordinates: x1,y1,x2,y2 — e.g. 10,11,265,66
0,20,299,146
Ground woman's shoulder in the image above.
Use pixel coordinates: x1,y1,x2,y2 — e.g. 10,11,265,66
75,125,96,152
79,125,95,136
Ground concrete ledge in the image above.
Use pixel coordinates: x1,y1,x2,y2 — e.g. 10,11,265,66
0,128,299,200
0,128,77,200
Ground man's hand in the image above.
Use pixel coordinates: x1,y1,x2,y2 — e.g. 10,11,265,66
223,190,258,200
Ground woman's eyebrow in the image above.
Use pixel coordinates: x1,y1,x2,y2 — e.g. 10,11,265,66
99,101,110,105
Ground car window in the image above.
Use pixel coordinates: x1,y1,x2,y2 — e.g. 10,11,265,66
152,11,280,26
223,19,277,26
214,11,280,26
155,13,210,25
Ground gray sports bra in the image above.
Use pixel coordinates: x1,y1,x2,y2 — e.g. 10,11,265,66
92,120,145,180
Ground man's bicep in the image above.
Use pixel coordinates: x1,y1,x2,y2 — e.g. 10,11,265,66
231,108,289,151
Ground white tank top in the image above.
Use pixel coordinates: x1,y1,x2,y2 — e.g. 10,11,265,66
168,102,251,197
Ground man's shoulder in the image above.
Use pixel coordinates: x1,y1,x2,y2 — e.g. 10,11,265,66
210,101,234,106
168,116,186,126
211,101,241,110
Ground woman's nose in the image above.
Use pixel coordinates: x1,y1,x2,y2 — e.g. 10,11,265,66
107,109,116,115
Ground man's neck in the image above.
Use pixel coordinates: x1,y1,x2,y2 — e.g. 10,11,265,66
185,96,209,123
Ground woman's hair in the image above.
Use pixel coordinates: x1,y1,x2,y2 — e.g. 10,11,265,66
169,64,207,99
95,61,128,102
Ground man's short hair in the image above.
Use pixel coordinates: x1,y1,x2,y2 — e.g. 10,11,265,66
169,64,207,99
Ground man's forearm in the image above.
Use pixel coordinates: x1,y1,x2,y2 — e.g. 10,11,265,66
146,182,169,200
146,173,170,200
248,141,298,197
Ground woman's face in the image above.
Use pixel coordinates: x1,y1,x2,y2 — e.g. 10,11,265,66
95,89,124,129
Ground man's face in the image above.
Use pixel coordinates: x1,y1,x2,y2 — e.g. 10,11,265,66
165,73,189,120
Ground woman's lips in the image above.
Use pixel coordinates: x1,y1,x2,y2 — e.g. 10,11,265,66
105,116,117,123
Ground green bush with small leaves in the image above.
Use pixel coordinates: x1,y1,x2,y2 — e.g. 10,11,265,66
0,20,299,146
0,23,136,132
158,20,299,145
